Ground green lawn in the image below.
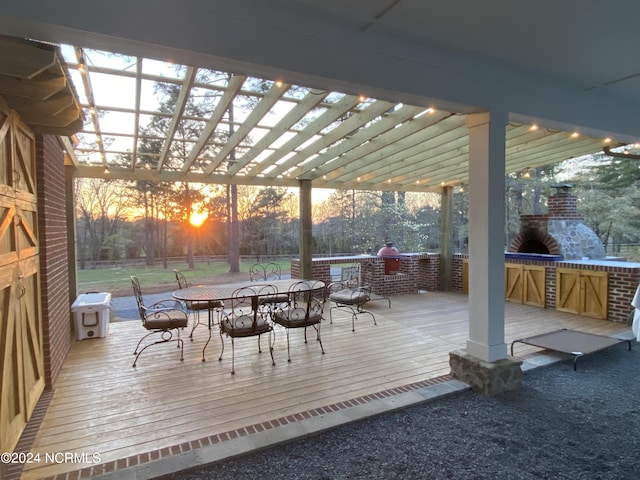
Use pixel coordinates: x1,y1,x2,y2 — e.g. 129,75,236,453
77,259,291,297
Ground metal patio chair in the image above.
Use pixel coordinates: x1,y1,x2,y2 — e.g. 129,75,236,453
328,271,376,332
273,280,327,362
174,269,223,340
130,275,188,367
249,262,282,281
218,284,277,374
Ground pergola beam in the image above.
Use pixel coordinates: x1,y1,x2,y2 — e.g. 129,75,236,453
182,74,247,173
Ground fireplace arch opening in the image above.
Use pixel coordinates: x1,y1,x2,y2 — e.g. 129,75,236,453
517,239,550,254
508,229,561,256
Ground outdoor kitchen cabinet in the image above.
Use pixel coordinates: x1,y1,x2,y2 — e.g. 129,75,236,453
556,268,608,319
504,263,546,307
462,260,545,308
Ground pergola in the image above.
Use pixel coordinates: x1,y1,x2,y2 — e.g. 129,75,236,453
0,37,619,193
2,1,640,429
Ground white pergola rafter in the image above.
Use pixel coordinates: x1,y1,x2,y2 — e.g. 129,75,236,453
273,101,416,180
203,81,290,175
318,112,462,184
130,58,143,171
182,74,247,173
245,93,362,178
221,89,330,177
156,66,197,172
46,44,617,193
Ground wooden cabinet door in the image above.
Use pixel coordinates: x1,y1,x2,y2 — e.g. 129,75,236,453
556,268,582,315
581,270,608,319
504,264,545,307
0,110,44,454
556,268,608,319
505,263,523,303
523,265,545,307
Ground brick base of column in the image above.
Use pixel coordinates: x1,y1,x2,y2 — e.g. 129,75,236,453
449,349,523,396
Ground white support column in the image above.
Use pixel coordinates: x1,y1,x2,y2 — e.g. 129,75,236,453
465,111,508,362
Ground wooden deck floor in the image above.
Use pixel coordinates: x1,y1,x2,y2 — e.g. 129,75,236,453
21,292,630,480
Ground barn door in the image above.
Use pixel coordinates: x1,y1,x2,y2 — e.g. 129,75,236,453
0,109,44,453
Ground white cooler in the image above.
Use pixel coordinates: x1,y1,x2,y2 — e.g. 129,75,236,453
71,293,112,340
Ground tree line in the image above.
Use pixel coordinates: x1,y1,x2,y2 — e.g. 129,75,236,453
74,151,640,270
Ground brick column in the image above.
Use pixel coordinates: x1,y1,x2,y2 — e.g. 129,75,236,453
37,135,72,387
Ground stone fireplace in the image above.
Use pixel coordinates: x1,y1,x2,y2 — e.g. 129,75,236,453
508,184,605,260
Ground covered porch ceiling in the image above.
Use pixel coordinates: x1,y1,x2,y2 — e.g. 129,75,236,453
0,35,620,193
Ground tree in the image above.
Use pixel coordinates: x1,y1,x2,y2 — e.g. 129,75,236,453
570,170,640,253
242,187,292,258
75,178,133,267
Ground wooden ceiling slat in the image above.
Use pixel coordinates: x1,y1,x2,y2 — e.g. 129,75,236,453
0,75,67,101
246,94,362,177
321,114,465,183
182,74,247,173
222,90,330,177
274,100,405,179
130,58,143,170
156,66,197,171
0,36,57,79
204,81,290,175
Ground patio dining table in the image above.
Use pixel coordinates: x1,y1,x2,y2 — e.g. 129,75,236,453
172,278,325,360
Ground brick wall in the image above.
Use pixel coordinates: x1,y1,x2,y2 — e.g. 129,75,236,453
36,135,71,388
291,253,440,295
452,254,467,292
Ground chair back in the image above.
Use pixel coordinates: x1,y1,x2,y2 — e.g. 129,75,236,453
227,284,278,332
130,276,146,321
287,280,326,320
341,264,361,286
174,269,188,289
249,262,282,281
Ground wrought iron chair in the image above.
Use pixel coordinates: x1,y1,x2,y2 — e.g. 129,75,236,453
249,262,289,306
130,275,188,367
273,280,327,362
341,263,361,282
218,284,277,374
249,262,282,281
328,265,377,332
174,269,223,340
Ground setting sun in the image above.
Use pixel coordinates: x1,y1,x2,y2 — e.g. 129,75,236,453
189,211,208,227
